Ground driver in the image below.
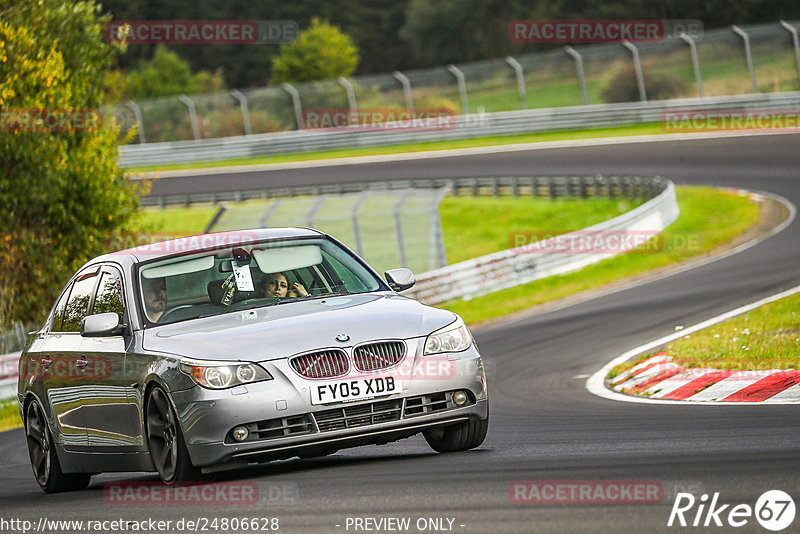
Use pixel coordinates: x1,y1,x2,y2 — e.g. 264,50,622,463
259,272,308,298
142,276,167,322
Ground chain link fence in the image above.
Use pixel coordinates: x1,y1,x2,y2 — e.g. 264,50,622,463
209,187,449,276
147,175,661,279
106,21,800,144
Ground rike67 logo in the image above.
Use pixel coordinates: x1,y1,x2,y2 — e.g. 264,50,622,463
668,490,795,531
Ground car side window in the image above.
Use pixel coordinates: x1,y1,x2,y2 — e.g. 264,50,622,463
61,269,100,333
49,284,73,332
92,270,125,322
323,253,369,292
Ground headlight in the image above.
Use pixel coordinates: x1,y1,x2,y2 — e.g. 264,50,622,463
180,360,273,389
424,317,473,355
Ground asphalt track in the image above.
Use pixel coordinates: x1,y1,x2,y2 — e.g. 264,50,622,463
1,133,799,533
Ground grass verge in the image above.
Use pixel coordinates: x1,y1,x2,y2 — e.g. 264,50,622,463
0,399,20,432
126,122,665,172
442,186,761,325
661,292,800,371
607,290,800,381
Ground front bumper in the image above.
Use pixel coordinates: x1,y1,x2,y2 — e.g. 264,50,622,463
171,344,488,468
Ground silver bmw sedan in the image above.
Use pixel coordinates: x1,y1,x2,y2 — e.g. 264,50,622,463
18,228,489,492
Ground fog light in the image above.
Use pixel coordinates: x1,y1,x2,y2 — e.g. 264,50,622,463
452,390,468,406
232,426,249,442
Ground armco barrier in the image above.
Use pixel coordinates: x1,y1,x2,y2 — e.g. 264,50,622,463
119,92,800,168
404,179,678,304
142,174,663,208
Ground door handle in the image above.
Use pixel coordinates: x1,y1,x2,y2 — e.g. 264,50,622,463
40,355,52,369
76,355,89,370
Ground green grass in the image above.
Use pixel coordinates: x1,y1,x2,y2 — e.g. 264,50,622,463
442,186,760,325
439,196,638,264
0,399,21,432
662,292,800,371
127,122,665,172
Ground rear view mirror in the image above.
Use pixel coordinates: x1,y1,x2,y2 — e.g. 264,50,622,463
385,268,415,291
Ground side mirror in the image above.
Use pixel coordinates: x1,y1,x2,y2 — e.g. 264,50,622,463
385,268,415,292
81,312,125,337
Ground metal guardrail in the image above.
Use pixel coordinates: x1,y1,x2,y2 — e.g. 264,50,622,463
120,91,800,168
404,177,678,305
142,174,664,208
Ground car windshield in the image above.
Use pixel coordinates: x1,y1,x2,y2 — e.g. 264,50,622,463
137,237,385,325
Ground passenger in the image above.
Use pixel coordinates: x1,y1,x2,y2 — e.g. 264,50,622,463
142,276,167,321
260,272,308,298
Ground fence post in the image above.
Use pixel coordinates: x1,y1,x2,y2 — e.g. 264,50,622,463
258,198,282,227
126,101,146,144
230,89,253,136
15,322,26,348
732,25,758,94
306,196,326,228
504,56,528,109
282,83,304,129
622,40,647,102
178,94,201,140
780,21,800,89
564,46,589,105
679,32,704,98
447,64,470,114
429,186,450,270
351,193,369,257
338,77,358,123
393,71,414,115
203,205,227,233
393,193,411,268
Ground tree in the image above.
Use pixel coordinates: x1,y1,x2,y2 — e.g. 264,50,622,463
105,45,226,102
271,17,359,84
400,0,527,67
0,0,140,327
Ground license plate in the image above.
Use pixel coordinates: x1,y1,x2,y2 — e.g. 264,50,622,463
310,375,401,405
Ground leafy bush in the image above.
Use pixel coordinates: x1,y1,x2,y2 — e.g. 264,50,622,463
601,63,689,103
105,45,226,102
271,18,359,84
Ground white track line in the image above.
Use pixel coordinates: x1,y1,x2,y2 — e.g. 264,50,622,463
586,283,800,405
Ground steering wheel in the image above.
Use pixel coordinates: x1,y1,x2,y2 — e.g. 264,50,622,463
228,296,282,310
157,304,194,323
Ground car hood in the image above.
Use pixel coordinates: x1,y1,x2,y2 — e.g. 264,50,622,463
142,293,457,362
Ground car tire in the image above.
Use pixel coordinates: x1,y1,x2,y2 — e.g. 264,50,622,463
145,386,200,484
423,413,489,453
25,399,92,493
